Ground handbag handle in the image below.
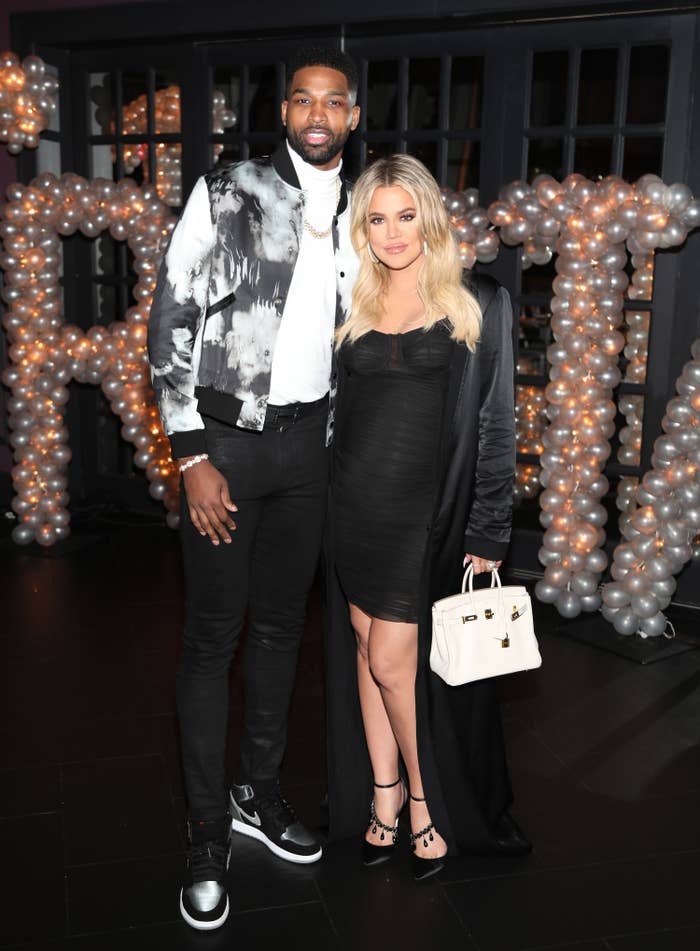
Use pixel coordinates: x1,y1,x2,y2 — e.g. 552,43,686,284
461,563,502,593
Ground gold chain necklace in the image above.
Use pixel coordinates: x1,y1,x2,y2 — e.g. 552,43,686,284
302,177,341,240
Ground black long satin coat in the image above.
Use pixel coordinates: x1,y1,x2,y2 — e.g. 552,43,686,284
323,272,517,853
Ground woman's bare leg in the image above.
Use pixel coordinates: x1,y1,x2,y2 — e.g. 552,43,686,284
367,617,447,859
350,603,405,846
351,604,447,859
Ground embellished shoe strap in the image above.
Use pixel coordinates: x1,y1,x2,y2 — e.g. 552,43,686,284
374,778,401,788
409,792,434,850
409,821,435,851
369,799,399,844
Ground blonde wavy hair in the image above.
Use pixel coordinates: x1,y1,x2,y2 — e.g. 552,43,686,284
336,153,482,350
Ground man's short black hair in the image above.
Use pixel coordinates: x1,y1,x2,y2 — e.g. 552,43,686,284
285,46,359,103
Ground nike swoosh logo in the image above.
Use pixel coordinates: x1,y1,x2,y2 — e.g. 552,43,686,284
237,805,261,827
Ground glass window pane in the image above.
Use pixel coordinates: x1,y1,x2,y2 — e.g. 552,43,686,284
213,68,240,139
119,143,145,185
89,72,112,135
93,234,117,277
573,137,613,180
518,302,552,375
617,394,644,467
154,142,182,207
121,73,149,183
627,253,654,301
527,137,564,181
37,138,61,176
615,475,639,515
530,51,568,127
515,463,542,506
367,61,399,131
43,61,60,134
248,140,277,159
521,256,556,296
450,56,483,130
408,58,440,130
622,136,663,181
95,283,117,324
627,45,669,124
577,48,617,125
516,384,547,456
121,71,147,122
91,143,113,179
622,310,650,383
213,141,243,168
248,64,277,133
405,140,438,178
365,139,397,164
154,74,181,134
446,139,480,191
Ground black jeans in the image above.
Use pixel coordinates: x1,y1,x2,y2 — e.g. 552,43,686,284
177,405,329,820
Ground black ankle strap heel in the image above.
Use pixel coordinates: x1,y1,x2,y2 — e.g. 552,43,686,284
408,792,435,848
408,791,446,881
362,778,407,868
369,778,401,842
408,821,435,850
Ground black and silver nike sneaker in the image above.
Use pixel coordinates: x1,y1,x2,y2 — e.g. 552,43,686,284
179,816,232,931
229,782,322,864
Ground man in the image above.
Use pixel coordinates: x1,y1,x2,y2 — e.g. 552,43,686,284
148,46,360,931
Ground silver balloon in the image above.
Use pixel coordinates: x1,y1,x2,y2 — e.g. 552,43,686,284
630,592,660,619
555,590,582,618
639,612,667,637
534,580,559,603
570,571,598,597
602,583,629,608
11,522,34,544
1,167,178,547
613,609,639,636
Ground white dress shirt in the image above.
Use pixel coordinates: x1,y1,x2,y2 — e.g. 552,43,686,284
268,142,341,405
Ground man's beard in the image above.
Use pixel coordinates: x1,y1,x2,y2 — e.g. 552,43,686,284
286,123,350,166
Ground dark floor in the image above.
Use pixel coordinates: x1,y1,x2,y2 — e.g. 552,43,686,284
2,511,700,951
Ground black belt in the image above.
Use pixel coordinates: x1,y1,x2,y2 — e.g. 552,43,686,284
263,394,327,429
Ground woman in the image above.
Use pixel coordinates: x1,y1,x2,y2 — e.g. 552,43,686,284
324,154,530,880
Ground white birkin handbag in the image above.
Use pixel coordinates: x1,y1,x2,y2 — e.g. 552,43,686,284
430,565,542,686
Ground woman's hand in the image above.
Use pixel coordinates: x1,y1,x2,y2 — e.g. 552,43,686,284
463,553,502,575
181,458,237,546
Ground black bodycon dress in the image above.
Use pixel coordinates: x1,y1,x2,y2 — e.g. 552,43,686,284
333,320,454,622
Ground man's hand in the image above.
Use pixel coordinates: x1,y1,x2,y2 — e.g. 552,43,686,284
181,458,237,546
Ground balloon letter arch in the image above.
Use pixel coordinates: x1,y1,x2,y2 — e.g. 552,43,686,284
2,166,700,639
1,174,178,545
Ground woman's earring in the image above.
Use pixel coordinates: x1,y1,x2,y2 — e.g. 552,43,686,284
423,239,429,255
367,243,379,264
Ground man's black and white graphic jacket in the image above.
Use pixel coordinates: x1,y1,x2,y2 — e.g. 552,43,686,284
148,143,358,458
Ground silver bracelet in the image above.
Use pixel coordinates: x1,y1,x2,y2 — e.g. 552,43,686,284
179,453,209,472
